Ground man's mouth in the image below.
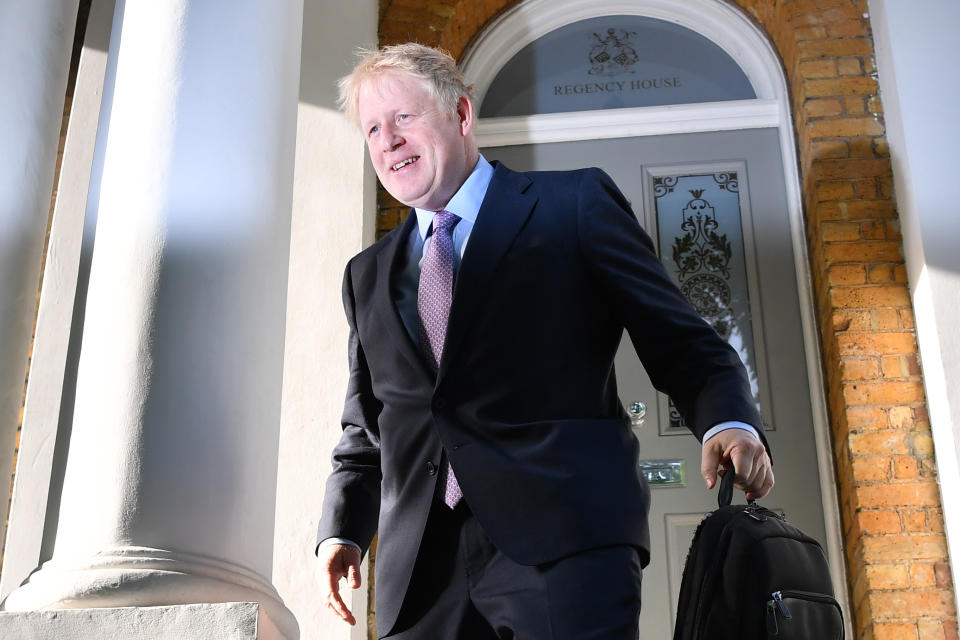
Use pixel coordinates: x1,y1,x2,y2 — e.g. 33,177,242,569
392,157,418,171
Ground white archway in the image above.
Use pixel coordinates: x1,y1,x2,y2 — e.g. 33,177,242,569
462,0,850,623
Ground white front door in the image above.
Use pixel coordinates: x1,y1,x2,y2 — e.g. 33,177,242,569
484,127,827,637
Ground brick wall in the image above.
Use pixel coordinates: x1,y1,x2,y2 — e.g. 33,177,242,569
373,1,958,638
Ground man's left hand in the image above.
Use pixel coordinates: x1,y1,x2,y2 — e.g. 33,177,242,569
701,428,774,501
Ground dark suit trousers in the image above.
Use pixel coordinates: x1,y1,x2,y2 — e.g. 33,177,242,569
384,499,643,639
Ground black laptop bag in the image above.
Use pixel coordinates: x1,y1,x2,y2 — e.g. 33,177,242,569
672,466,844,639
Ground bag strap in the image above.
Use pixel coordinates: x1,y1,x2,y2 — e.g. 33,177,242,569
718,463,736,508
718,462,757,507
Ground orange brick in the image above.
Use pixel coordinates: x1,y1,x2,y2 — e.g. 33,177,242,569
877,175,894,200
917,619,948,640
846,96,867,114
887,220,903,240
851,135,880,157
824,241,903,263
881,355,904,378
799,38,873,58
858,509,902,534
795,25,829,41
816,201,847,220
831,286,911,309
853,455,891,481
895,456,919,480
904,510,928,533
934,563,953,589
815,158,893,181
888,406,915,429
844,357,880,379
869,95,885,115
911,563,936,587
914,433,935,456
811,116,885,138
828,19,867,38
805,76,879,97
806,97,845,117
820,4,861,22
858,482,943,508
869,264,895,283
812,139,849,158
847,406,889,430
850,431,909,455
818,181,856,201
927,510,943,534
843,380,926,405
846,199,897,218
836,333,916,356
870,589,956,619
800,58,838,78
862,220,888,240
823,221,861,240
834,309,873,331
874,622,919,640
874,309,903,331
895,265,909,285
906,356,923,376
868,563,911,589
838,56,865,76
857,178,879,199
830,264,867,285
862,534,948,562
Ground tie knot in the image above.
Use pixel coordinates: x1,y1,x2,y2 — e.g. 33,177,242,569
432,210,459,233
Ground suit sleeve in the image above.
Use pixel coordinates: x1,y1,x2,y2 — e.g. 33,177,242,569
316,261,382,555
576,168,765,443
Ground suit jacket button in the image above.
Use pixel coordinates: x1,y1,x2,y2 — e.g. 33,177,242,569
426,461,437,476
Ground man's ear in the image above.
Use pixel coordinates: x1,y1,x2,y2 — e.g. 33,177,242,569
457,95,475,137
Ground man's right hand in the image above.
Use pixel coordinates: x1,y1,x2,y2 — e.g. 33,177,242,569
317,543,362,626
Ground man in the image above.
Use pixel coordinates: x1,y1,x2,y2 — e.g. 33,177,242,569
316,43,774,639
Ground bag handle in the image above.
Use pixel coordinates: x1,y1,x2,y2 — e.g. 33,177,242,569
718,462,757,507
718,462,736,508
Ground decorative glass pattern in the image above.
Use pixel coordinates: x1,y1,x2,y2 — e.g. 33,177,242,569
653,172,760,430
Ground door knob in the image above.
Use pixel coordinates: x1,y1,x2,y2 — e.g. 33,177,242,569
629,401,646,427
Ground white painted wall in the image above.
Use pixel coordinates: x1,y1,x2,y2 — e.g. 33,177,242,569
868,0,960,614
0,0,79,558
273,0,378,638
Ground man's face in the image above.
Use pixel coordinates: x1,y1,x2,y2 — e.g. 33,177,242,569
358,69,476,211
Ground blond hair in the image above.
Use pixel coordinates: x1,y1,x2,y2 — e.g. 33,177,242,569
338,43,475,129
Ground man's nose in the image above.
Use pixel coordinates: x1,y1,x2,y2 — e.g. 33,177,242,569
379,124,404,152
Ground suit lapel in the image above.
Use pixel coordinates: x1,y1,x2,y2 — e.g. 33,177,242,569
376,210,434,381
440,164,537,379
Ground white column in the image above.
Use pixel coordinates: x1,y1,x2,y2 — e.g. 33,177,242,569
2,1,303,638
0,0,79,551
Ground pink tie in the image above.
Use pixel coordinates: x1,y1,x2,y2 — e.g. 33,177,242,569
417,210,463,508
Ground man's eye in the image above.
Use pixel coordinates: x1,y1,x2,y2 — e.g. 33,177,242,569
396,114,410,123
368,124,379,136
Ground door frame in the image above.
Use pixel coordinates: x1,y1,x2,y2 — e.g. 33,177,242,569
461,0,850,622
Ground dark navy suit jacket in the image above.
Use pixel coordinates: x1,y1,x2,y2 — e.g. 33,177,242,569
317,162,765,634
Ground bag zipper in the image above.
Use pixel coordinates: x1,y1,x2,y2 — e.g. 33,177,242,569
766,591,791,634
765,590,843,638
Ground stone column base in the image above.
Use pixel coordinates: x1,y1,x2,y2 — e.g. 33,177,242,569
0,601,292,640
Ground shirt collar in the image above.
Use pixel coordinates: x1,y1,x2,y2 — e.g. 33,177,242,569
414,155,493,239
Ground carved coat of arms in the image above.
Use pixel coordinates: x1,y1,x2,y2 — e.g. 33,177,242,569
589,28,639,76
